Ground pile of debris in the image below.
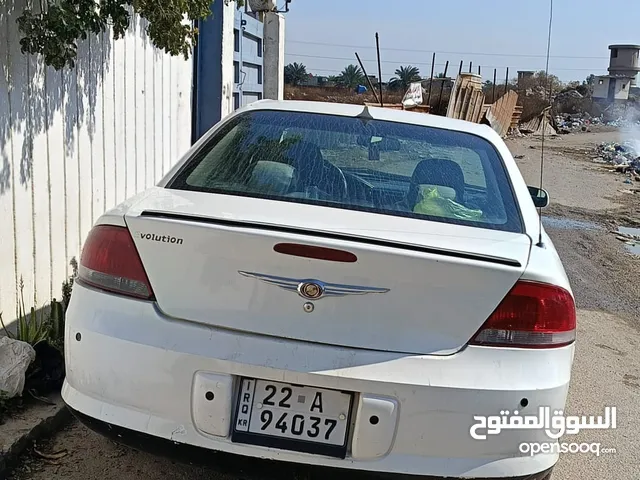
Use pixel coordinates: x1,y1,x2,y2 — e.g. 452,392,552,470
602,103,640,127
555,113,602,133
518,109,603,137
604,116,640,128
593,142,640,178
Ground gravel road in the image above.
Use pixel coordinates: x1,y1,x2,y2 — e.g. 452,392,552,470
8,130,640,480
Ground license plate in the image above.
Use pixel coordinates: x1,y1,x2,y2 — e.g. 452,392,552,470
232,378,353,458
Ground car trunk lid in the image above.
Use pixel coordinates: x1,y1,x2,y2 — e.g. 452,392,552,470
124,188,531,355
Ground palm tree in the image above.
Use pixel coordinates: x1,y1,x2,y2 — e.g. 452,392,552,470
336,65,365,89
284,63,308,86
389,65,421,92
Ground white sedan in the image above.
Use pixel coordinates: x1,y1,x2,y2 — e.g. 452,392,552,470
63,100,575,479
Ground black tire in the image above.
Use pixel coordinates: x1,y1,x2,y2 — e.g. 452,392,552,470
539,469,554,480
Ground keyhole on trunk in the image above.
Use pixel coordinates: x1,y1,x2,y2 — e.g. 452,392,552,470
303,302,314,313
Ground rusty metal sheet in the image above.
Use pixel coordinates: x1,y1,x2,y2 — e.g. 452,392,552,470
485,90,519,137
520,109,557,136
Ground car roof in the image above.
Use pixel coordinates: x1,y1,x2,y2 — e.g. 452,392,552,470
239,99,501,142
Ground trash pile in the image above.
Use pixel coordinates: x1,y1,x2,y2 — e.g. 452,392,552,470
555,89,584,101
604,116,640,128
555,113,602,133
593,142,640,178
602,103,640,127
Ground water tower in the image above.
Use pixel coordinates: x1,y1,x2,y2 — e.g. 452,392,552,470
608,44,640,86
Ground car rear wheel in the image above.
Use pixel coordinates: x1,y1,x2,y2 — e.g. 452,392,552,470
538,469,554,480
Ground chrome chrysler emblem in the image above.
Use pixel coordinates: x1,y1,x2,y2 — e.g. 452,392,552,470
238,271,389,301
298,282,324,300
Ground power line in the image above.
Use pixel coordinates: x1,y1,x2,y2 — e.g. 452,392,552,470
285,53,604,73
286,39,609,60
301,67,399,76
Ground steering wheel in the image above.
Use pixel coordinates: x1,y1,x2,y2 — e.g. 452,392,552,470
292,159,349,201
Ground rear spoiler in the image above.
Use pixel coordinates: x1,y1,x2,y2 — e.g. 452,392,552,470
139,210,522,268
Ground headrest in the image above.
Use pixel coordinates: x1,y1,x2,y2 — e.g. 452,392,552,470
407,158,465,207
248,161,295,195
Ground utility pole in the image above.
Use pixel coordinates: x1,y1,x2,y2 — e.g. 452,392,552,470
263,12,286,100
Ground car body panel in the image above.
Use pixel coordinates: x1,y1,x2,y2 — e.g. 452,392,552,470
63,282,570,478
124,188,532,355
65,100,575,478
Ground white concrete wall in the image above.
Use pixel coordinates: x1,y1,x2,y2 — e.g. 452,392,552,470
593,76,631,101
593,77,610,99
0,5,192,326
615,79,631,100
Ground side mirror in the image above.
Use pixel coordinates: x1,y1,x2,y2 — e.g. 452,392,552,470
528,186,549,208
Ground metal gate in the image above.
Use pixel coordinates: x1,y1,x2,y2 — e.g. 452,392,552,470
234,8,264,109
193,3,264,143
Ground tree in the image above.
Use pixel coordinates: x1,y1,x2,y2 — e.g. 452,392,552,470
335,65,365,89
519,70,563,95
389,65,421,91
284,63,309,86
579,74,596,96
16,0,243,70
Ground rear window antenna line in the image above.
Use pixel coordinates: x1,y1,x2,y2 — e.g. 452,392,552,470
537,0,554,248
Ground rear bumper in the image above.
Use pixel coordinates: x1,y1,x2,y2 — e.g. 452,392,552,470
67,405,553,480
63,283,573,478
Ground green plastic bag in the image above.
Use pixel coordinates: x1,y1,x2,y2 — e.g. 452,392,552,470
413,186,484,221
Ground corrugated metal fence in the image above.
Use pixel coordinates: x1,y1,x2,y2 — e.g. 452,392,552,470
0,3,192,325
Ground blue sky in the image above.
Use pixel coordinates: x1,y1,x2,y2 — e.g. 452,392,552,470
283,0,640,83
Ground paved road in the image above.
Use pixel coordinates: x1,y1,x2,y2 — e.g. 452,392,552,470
9,131,640,479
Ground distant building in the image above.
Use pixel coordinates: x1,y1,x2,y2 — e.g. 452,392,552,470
593,75,632,102
592,44,640,102
517,71,535,88
607,44,640,85
302,75,330,87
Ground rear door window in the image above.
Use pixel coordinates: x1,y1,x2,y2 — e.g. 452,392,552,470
168,110,522,233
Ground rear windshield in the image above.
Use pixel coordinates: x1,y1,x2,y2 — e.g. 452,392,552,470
168,110,522,233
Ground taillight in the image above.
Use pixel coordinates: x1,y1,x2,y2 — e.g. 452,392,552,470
79,225,154,300
470,281,576,348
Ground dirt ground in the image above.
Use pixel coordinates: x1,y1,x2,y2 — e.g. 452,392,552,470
7,130,640,480
507,130,640,321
